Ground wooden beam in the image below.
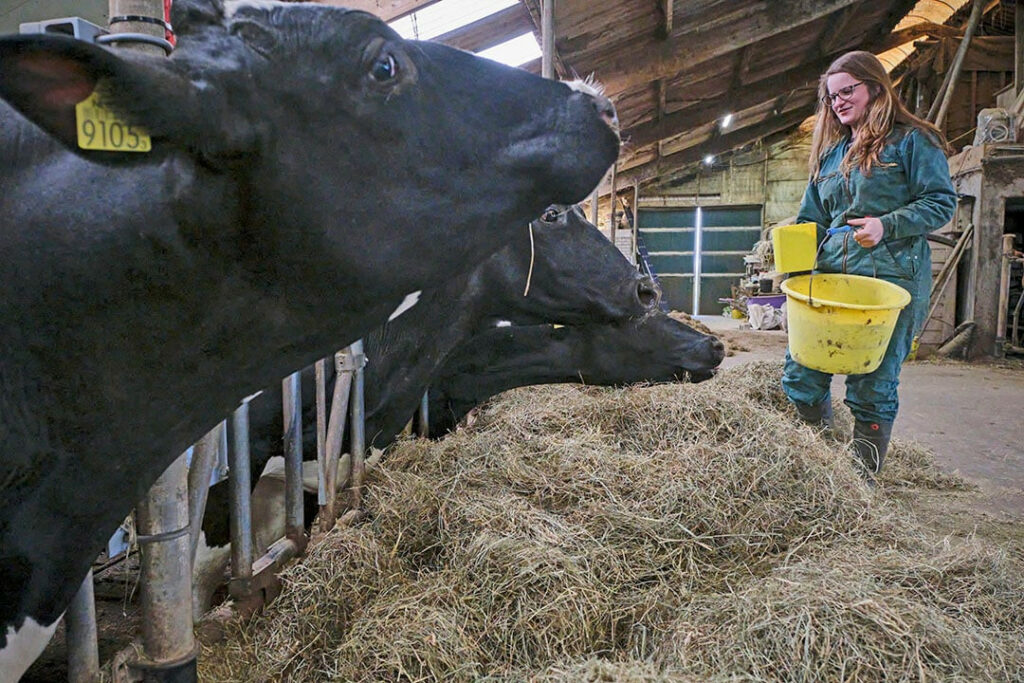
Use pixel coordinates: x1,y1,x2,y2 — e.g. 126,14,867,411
598,0,863,95
1016,0,1023,94
431,4,532,53
819,4,860,56
875,21,963,54
314,0,440,22
613,107,812,191
625,58,825,148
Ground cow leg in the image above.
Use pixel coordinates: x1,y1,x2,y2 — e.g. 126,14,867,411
1,616,61,682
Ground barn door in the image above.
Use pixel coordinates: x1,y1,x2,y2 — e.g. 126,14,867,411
638,205,762,315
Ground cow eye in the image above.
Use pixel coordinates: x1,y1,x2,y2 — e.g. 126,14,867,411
370,52,398,82
541,207,560,222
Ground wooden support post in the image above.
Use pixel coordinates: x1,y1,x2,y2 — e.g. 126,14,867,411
541,0,555,80
932,0,985,130
1017,0,1024,96
996,233,1016,356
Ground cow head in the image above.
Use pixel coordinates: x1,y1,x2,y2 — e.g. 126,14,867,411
471,205,660,326
577,314,726,382
0,0,620,301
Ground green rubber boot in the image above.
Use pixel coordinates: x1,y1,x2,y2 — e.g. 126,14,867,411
851,420,893,483
794,399,834,434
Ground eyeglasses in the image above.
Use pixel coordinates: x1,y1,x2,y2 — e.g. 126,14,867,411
822,82,864,106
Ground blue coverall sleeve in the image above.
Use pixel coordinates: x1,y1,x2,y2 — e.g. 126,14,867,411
878,129,957,241
796,178,830,243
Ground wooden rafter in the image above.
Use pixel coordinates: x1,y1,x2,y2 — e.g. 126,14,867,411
614,107,811,190
625,58,826,148
314,0,440,22
432,4,533,53
598,0,864,95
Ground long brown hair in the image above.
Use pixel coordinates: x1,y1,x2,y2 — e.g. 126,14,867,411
808,51,947,179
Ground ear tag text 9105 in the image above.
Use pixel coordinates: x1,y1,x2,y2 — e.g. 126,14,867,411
75,89,152,152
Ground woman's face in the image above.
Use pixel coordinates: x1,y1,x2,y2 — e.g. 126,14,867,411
826,71,871,131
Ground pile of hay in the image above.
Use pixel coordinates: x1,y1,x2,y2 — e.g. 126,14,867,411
201,362,1022,681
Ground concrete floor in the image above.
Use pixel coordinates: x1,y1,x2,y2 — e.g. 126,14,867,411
701,315,1024,519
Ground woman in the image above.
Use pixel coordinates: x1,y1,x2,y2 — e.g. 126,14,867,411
783,51,957,480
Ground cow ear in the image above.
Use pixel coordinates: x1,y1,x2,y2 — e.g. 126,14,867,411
0,35,111,147
0,34,257,162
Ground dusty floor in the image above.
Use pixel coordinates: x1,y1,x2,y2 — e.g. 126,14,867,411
704,315,1024,521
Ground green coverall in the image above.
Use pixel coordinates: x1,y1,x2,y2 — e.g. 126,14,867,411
782,125,957,424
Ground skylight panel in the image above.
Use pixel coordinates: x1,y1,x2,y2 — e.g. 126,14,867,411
390,0,519,41
477,32,542,68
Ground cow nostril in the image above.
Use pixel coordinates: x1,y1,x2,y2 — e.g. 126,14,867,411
710,337,726,360
636,278,660,309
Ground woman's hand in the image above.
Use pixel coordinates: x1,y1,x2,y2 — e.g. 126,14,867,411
847,216,884,247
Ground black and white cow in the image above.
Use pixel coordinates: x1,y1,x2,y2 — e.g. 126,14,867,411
0,0,620,676
193,204,658,612
428,315,726,437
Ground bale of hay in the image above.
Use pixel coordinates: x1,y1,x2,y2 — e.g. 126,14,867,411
200,362,1018,682
654,539,1024,681
200,527,408,681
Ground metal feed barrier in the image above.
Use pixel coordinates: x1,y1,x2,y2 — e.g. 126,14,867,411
62,343,373,682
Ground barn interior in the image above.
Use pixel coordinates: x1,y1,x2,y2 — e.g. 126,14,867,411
3,0,1023,681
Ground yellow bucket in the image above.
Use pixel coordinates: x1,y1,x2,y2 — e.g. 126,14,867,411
782,273,911,374
771,222,818,273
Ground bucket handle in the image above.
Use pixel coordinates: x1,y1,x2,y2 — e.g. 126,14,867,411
806,225,876,306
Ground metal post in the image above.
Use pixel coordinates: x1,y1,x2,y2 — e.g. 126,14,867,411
320,352,353,530
541,0,555,80
932,0,985,129
609,162,618,248
996,233,1015,356
590,188,599,226
348,340,367,511
632,183,640,265
417,390,429,438
281,372,304,543
187,422,222,564
134,453,196,679
66,570,99,683
229,402,254,586
107,0,167,56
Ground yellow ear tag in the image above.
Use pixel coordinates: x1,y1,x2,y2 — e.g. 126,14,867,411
552,324,564,329
75,90,151,152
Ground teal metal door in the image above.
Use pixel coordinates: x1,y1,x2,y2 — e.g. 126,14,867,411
638,205,762,314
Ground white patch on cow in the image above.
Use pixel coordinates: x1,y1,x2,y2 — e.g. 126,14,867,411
258,457,320,494
388,291,421,322
495,320,512,328
1,617,60,683
192,530,231,620
224,0,291,19
564,76,606,99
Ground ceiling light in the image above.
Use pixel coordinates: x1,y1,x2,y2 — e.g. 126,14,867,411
704,155,715,165
721,113,733,128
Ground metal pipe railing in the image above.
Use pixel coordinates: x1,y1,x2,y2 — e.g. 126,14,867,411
229,402,254,586
134,452,196,678
187,423,222,564
282,372,304,542
66,571,99,683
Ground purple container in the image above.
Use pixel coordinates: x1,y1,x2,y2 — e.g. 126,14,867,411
748,294,787,309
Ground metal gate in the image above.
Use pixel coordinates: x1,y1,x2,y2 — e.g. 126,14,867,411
637,205,762,314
